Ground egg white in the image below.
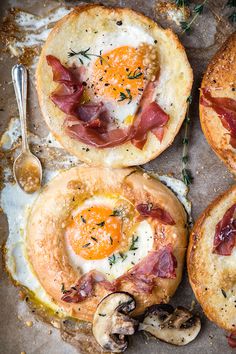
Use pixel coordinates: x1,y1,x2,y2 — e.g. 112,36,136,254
65,194,154,281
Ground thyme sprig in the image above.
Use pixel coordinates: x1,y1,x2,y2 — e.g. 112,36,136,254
227,0,236,7
181,95,193,186
129,235,139,251
108,254,116,267
175,0,190,6
118,88,132,104
68,47,110,66
227,0,236,22
180,0,208,34
127,68,143,80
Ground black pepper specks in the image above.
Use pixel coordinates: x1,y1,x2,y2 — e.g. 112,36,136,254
116,20,122,26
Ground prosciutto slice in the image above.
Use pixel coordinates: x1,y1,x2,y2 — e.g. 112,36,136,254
227,331,236,348
213,203,236,256
46,55,170,149
200,88,236,148
136,203,175,225
61,270,116,303
115,245,177,293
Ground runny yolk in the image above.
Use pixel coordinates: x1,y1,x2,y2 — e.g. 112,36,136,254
66,205,122,260
92,46,145,101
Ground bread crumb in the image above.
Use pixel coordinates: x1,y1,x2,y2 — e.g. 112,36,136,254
25,320,33,327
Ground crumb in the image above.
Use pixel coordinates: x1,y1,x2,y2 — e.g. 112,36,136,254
156,1,190,26
25,320,33,327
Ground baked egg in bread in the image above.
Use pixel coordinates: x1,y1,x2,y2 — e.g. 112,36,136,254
187,185,236,332
200,32,236,175
36,4,193,167
5,166,187,323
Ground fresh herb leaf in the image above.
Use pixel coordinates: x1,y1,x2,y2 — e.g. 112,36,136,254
182,137,189,145
82,242,91,248
119,252,128,262
127,68,143,80
182,168,193,186
110,209,122,217
80,215,86,223
96,221,105,227
193,4,204,14
108,254,116,267
227,0,236,7
229,11,236,22
180,21,191,33
182,155,188,164
118,89,132,104
175,0,189,6
61,283,68,294
187,95,192,104
129,235,139,251
68,47,109,65
221,289,227,298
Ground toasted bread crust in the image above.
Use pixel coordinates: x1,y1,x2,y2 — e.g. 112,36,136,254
36,4,192,167
187,185,236,331
200,32,236,175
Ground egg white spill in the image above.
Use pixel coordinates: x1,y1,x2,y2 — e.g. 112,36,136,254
65,195,154,281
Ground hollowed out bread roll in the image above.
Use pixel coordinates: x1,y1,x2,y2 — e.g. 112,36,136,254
36,4,192,167
187,185,236,331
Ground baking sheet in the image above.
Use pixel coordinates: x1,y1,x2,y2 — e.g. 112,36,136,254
0,0,235,353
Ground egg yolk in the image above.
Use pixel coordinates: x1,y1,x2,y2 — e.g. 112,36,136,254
92,46,145,101
66,206,122,260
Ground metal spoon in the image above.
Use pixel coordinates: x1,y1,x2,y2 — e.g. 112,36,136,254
12,64,42,194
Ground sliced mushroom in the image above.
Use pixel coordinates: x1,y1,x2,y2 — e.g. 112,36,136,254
139,304,201,346
92,292,139,353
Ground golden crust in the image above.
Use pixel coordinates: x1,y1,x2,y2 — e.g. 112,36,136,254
200,32,236,175
187,185,236,331
26,166,187,322
36,4,193,167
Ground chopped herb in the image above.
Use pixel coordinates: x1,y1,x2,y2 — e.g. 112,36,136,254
182,168,193,186
221,289,227,298
110,236,113,245
118,88,132,104
110,209,122,217
227,0,236,6
187,95,192,104
229,11,236,22
82,242,91,248
96,221,105,227
108,254,116,267
80,215,86,223
129,235,139,251
91,236,98,242
175,0,189,6
119,252,128,262
127,68,143,80
98,313,106,317
61,283,68,294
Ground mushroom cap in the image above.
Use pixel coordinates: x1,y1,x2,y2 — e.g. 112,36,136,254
92,292,138,353
139,304,201,346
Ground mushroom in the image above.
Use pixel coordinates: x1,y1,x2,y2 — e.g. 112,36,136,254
92,292,139,353
139,304,201,346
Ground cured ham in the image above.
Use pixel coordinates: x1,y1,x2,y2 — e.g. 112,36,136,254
201,88,236,148
46,55,170,149
62,246,177,303
213,203,236,256
136,203,175,225
61,271,116,303
115,245,177,293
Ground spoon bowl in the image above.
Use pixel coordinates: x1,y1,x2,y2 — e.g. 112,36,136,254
12,64,42,193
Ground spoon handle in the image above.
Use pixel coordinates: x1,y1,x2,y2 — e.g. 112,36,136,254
12,64,29,151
